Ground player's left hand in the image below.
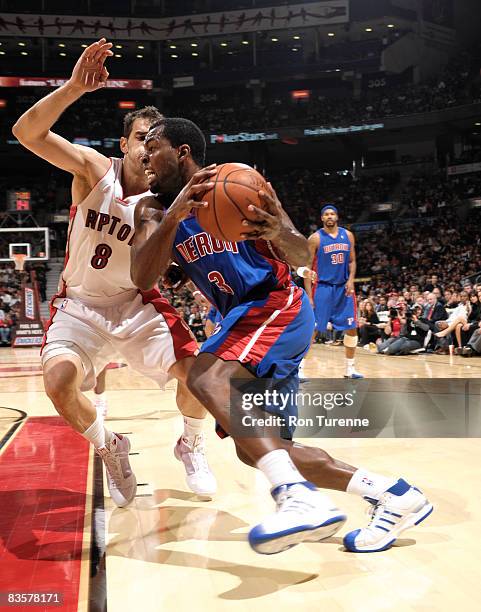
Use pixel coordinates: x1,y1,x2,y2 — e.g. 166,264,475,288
345,280,355,296
240,183,284,241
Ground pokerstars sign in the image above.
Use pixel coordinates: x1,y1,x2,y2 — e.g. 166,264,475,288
210,132,279,144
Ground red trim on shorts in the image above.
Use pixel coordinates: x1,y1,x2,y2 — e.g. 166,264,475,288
311,243,319,300
139,288,198,362
212,286,302,367
352,290,359,327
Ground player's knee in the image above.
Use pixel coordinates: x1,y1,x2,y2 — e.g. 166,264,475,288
43,361,79,408
186,366,216,402
343,333,358,348
234,442,255,467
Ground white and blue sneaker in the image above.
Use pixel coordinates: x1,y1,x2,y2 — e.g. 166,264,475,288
343,478,433,553
248,481,347,555
344,370,364,379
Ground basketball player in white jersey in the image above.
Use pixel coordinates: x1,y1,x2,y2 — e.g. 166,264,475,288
12,39,216,507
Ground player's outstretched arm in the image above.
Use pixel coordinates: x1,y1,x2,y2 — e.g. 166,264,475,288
240,182,310,267
12,39,112,183
304,232,320,304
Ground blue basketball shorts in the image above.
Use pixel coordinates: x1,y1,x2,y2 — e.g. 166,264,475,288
313,282,357,331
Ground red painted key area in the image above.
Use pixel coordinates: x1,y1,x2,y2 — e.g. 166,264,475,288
0,417,91,611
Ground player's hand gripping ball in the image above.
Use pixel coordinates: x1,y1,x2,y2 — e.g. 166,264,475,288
195,163,273,242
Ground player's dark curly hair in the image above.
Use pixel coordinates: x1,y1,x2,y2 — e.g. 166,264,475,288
123,106,163,138
147,117,206,166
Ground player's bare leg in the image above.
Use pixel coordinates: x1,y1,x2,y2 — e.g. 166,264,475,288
93,365,108,419
169,356,217,499
344,328,363,379
43,355,136,507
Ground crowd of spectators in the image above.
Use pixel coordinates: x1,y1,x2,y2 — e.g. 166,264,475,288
1,45,479,146
271,168,399,233
352,281,481,357
400,170,481,218
0,264,21,346
172,49,480,133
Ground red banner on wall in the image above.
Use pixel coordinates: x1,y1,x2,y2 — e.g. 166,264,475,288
0,76,152,89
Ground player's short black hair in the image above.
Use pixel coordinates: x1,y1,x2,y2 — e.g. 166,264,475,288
148,117,206,166
123,106,163,138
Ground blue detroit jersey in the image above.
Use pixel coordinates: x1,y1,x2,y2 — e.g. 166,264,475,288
314,226,351,285
173,215,290,317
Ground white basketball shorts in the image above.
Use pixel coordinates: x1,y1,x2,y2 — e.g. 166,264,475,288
41,288,198,390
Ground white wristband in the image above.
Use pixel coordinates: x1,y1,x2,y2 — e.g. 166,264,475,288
297,267,309,278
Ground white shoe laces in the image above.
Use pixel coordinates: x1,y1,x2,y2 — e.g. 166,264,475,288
183,435,210,474
366,493,399,530
101,446,129,490
275,488,316,514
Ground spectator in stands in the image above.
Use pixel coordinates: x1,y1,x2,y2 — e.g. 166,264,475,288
424,274,442,293
459,320,481,357
377,305,430,355
433,290,471,353
0,312,13,346
358,299,382,347
423,292,448,328
449,293,481,350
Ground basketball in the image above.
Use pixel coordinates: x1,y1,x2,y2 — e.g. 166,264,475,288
195,162,270,242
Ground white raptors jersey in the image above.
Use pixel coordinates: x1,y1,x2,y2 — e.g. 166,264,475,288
61,157,149,303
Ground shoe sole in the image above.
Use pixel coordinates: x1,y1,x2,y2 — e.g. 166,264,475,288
344,502,433,553
114,473,137,508
174,443,216,501
249,514,347,555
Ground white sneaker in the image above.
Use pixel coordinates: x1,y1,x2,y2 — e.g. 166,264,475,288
344,370,364,379
248,481,347,555
343,478,433,552
94,395,108,419
174,435,217,500
97,434,137,508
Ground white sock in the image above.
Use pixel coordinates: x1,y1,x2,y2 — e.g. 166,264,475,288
257,449,304,489
182,415,205,446
347,468,397,499
94,391,107,404
82,414,112,449
346,358,355,372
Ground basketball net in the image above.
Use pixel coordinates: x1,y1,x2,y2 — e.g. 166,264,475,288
12,253,27,272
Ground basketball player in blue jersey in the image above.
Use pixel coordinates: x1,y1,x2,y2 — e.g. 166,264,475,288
304,205,363,379
131,117,433,555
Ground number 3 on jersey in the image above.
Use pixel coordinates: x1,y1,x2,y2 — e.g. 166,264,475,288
208,270,234,294
91,243,112,270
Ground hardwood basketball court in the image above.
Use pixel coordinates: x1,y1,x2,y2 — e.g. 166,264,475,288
0,345,480,611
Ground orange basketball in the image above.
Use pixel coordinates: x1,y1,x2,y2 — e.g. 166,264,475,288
195,162,270,242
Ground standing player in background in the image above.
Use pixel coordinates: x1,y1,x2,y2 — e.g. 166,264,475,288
12,40,216,508
304,205,363,379
131,117,433,555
